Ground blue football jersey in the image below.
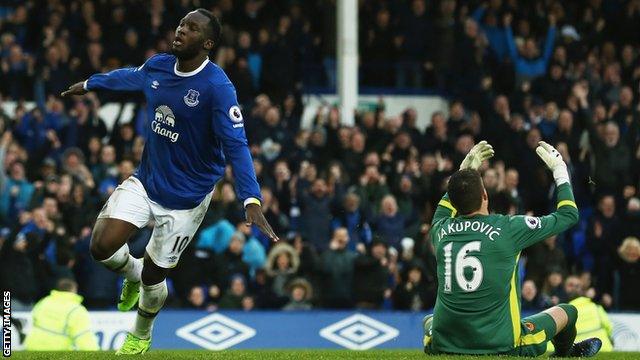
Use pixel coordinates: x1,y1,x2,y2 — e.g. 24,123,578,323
86,54,260,209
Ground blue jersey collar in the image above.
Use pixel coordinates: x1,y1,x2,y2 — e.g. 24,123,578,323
174,57,209,77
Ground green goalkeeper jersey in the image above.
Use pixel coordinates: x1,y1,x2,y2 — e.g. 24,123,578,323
428,183,579,354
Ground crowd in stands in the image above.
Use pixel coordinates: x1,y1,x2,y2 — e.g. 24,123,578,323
0,0,639,312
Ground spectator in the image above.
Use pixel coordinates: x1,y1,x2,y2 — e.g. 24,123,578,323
14,108,55,155
353,239,390,309
288,130,313,174
526,235,567,287
1,132,34,224
395,0,430,88
554,110,582,162
283,278,313,311
576,83,632,197
61,183,95,237
446,101,468,138
218,275,249,310
184,286,211,310
258,186,289,244
471,2,509,61
362,8,395,87
61,98,107,154
565,275,614,352
393,261,436,311
320,228,356,309
236,220,266,278
40,45,72,98
1,43,34,99
265,242,299,300
521,279,544,311
586,195,620,300
503,168,523,213
212,232,251,292
532,63,571,105
0,214,43,310
373,195,407,249
61,147,94,189
616,237,640,310
298,178,332,251
23,278,99,351
93,145,118,197
355,165,390,216
452,18,487,96
537,102,559,141
291,233,319,282
622,198,640,240
332,193,372,250
540,268,565,307
196,219,235,255
422,112,452,155
504,13,557,85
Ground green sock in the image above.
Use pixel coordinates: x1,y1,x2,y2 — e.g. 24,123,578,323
552,304,578,356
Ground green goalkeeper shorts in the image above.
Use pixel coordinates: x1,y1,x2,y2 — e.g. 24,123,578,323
424,312,557,357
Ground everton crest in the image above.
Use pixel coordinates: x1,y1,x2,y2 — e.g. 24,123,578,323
183,89,200,107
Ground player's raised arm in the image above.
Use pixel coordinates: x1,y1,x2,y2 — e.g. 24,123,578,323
210,82,278,242
61,58,151,97
432,141,494,224
509,141,579,250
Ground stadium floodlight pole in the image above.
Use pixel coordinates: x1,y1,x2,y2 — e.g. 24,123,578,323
337,0,358,126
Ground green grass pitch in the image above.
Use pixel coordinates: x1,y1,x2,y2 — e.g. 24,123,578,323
8,350,640,359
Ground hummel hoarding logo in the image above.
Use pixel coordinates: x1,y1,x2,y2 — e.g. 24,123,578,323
176,314,255,350
319,314,399,350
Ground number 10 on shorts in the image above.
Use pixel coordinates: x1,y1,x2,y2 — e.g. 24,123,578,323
171,236,190,254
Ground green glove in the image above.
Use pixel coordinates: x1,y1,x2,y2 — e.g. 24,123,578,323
460,140,495,170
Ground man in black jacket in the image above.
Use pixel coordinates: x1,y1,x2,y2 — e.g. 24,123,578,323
353,238,390,309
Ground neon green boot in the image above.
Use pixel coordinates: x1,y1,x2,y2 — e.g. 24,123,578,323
116,332,151,355
118,278,140,311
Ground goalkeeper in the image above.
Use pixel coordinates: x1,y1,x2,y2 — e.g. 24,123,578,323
422,141,602,357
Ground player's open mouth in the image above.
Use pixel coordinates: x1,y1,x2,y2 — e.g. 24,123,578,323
173,39,183,47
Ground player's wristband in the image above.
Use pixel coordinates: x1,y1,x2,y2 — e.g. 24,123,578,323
244,197,261,208
553,166,570,186
83,80,89,91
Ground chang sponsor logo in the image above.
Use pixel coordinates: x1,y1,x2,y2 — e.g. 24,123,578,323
152,105,180,143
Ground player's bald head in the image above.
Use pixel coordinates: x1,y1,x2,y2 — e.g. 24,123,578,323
448,169,485,215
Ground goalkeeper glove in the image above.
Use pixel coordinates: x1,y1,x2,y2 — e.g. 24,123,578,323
535,141,570,185
460,140,495,170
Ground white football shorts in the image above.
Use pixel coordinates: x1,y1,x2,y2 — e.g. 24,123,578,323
97,176,212,268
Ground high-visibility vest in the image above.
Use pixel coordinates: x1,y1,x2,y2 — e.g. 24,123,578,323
23,290,99,351
570,297,614,352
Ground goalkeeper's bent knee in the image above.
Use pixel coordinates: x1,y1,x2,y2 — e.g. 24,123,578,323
558,303,578,329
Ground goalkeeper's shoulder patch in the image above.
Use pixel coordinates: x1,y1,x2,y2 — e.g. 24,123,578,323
524,216,542,230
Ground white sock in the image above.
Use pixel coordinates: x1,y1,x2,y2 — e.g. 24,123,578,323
132,280,167,340
100,244,142,283
125,256,143,283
